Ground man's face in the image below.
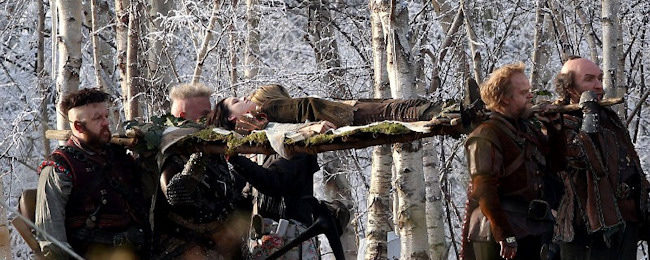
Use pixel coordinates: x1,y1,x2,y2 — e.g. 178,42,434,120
171,96,212,122
69,102,111,146
561,58,604,101
223,97,257,121
502,72,533,118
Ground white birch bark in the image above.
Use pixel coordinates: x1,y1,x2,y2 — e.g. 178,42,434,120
601,0,624,117
37,0,51,156
55,0,82,131
228,0,239,90
244,0,261,79
115,0,128,118
530,0,551,90
364,3,393,258
423,140,447,260
191,0,220,84
374,0,429,258
125,1,140,120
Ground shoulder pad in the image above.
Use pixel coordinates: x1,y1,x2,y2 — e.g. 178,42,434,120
467,122,501,150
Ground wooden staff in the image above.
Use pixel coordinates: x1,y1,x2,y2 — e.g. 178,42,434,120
45,130,138,147
531,97,623,114
44,97,623,153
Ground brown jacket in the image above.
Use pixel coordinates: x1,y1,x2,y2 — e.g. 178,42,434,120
461,113,565,253
260,97,443,127
554,109,649,242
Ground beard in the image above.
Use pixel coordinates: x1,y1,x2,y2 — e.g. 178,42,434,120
83,125,111,147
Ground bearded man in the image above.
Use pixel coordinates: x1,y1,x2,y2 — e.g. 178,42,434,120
35,89,149,259
462,63,566,260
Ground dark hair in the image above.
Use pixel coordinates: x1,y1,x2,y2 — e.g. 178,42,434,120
554,56,582,105
207,99,236,130
59,88,110,116
554,71,575,105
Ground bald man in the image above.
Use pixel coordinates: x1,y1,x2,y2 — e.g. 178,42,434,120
35,89,149,259
553,57,649,260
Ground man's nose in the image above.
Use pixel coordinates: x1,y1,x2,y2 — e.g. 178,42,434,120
595,80,603,90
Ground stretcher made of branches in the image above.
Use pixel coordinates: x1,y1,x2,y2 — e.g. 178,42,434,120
45,97,623,156
46,121,453,156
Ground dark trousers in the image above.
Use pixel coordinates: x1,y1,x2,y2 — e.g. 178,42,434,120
473,235,543,260
559,222,639,260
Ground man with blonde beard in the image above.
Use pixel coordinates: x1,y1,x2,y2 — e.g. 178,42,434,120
461,63,566,260
553,57,649,260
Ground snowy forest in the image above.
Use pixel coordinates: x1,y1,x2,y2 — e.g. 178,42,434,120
0,0,649,259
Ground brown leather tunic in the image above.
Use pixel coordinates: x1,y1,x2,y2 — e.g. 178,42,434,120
554,109,649,242
464,113,565,243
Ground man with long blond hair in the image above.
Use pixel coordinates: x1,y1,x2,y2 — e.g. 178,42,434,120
461,63,566,260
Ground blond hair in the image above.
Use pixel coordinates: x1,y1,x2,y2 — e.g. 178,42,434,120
480,63,525,111
169,83,213,101
249,84,291,105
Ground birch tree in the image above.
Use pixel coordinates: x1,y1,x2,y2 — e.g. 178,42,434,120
37,0,50,156
55,0,83,130
116,0,129,118
462,0,483,84
307,0,345,94
373,0,429,258
602,0,625,117
124,0,141,120
575,3,600,63
191,0,221,84
147,0,174,114
244,0,261,79
530,0,551,90
548,0,573,62
364,3,393,258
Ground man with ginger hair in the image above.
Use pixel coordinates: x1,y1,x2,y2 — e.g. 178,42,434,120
553,57,649,260
461,63,566,260
35,88,149,259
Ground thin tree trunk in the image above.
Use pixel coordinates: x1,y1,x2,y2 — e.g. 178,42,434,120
308,0,345,96
364,4,392,258
55,0,83,131
37,0,51,156
115,0,128,118
615,20,626,118
90,0,109,89
191,0,221,84
575,3,599,63
147,0,174,114
423,139,447,260
548,0,573,62
374,0,429,258
244,0,260,80
530,0,547,90
229,0,239,91
462,0,483,84
601,0,623,116
125,0,141,120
